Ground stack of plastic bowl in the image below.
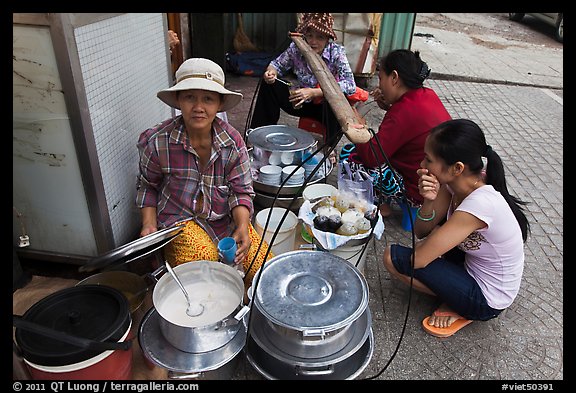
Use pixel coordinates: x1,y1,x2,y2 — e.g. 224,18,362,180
302,153,325,180
281,166,305,185
259,165,282,185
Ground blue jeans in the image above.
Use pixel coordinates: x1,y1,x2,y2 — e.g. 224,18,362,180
390,244,503,321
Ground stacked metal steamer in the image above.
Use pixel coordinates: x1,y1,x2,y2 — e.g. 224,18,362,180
245,250,374,380
247,125,333,211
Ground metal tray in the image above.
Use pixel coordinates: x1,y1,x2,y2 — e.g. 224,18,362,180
79,224,185,272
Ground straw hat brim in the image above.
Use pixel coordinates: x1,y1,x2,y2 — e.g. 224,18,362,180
157,78,243,112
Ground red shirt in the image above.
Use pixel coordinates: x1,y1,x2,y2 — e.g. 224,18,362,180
352,87,451,204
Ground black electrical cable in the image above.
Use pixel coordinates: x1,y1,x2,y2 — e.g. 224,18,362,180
360,126,417,380
239,41,418,378
243,89,345,342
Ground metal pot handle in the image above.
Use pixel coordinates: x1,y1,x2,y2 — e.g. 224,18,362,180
13,315,132,352
299,243,316,250
144,264,167,283
219,305,250,327
296,364,335,376
168,371,203,380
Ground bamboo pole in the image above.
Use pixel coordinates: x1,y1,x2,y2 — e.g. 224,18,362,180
290,34,371,144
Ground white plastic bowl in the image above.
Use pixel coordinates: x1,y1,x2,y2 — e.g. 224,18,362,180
281,165,305,177
303,183,338,202
260,165,282,175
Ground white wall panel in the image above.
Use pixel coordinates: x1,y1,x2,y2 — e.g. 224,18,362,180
75,13,172,247
13,24,97,255
14,13,173,259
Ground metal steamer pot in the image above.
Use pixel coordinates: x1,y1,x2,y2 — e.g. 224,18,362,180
152,261,249,353
247,125,318,168
247,125,332,211
246,250,373,379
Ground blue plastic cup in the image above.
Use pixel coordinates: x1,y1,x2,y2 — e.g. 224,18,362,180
217,237,237,265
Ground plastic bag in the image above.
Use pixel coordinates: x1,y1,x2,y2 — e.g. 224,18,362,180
338,161,374,205
298,200,384,250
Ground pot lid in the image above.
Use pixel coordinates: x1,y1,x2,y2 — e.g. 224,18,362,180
254,250,368,332
15,285,131,366
79,224,184,272
248,125,316,152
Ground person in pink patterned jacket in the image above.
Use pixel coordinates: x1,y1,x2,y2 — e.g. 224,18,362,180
249,13,356,140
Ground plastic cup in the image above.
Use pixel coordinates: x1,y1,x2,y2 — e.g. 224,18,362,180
289,87,303,109
217,237,237,265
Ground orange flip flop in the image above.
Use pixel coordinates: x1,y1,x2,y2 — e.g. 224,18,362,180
422,310,473,338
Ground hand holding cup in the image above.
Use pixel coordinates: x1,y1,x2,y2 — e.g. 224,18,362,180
289,87,303,109
217,237,237,265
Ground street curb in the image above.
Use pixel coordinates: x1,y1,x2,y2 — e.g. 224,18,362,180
430,72,563,90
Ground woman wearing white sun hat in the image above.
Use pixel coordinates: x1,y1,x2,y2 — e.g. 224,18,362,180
136,58,273,286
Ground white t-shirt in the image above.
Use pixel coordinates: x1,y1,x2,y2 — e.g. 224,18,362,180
449,185,525,309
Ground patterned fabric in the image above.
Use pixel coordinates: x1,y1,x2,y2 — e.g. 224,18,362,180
135,116,254,242
163,219,274,286
339,143,414,207
295,13,337,40
270,42,356,96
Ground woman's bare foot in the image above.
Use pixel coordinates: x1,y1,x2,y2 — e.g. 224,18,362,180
427,304,463,328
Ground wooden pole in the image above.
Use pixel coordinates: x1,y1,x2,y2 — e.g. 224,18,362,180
290,34,371,144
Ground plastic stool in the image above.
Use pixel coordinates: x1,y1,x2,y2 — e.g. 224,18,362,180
400,203,418,232
298,117,327,139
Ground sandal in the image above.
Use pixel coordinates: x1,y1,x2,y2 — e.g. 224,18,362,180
422,308,473,338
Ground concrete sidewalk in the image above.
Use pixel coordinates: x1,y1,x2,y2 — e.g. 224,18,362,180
226,13,563,382
411,13,563,89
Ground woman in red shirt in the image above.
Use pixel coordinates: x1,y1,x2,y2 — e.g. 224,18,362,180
339,49,451,217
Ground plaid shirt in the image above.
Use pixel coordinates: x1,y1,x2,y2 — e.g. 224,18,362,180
271,41,356,95
136,116,254,242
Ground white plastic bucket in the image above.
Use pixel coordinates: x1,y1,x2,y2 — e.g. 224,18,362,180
329,243,368,274
255,208,299,256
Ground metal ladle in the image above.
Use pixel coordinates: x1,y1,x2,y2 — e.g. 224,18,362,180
164,262,204,317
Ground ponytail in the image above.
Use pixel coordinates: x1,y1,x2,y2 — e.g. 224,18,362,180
484,146,530,242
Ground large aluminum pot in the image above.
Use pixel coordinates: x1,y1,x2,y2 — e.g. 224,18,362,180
152,261,249,353
246,327,373,380
250,250,369,358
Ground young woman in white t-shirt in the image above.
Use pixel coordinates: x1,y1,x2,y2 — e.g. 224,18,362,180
383,118,530,337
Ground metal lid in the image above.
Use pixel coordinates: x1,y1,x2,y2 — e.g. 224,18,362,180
248,125,316,152
254,250,368,332
15,285,131,366
79,224,184,272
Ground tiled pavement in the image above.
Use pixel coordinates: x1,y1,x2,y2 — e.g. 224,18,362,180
225,13,563,381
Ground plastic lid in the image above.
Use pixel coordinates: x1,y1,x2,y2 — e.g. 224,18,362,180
15,285,131,366
254,250,368,332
